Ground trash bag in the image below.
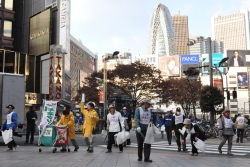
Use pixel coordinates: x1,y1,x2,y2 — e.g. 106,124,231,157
161,125,165,132
153,124,161,134
124,131,130,140
115,131,126,145
101,130,107,139
233,134,237,141
2,129,13,144
193,138,206,153
144,122,155,144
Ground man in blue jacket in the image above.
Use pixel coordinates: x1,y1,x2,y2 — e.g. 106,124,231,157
121,107,132,145
157,116,164,139
164,110,173,145
25,106,37,144
134,99,153,163
1,105,19,151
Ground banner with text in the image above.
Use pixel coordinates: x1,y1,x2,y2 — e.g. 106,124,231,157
180,54,200,72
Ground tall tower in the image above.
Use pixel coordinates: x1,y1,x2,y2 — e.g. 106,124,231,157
147,3,177,57
212,10,250,51
172,12,190,55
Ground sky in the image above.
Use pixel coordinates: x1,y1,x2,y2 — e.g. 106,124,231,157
70,0,250,58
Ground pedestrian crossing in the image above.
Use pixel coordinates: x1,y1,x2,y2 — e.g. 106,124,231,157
98,141,250,156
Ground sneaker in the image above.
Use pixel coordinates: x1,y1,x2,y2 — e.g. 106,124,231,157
189,152,194,156
183,148,188,152
106,150,112,153
60,149,67,152
88,150,93,153
13,145,19,151
74,146,79,152
119,150,123,153
178,147,181,152
5,148,12,152
227,152,233,156
193,153,198,156
218,148,222,154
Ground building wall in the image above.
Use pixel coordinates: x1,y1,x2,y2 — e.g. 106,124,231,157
172,14,189,55
212,10,250,51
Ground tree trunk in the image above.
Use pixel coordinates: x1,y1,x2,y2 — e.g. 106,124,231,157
210,105,215,126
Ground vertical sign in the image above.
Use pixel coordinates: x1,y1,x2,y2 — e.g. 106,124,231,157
213,79,223,93
49,45,63,101
99,90,104,103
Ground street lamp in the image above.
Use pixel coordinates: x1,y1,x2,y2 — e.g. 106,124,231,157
103,51,119,120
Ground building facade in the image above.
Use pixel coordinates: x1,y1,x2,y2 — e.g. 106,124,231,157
172,13,190,55
147,3,177,57
212,10,250,51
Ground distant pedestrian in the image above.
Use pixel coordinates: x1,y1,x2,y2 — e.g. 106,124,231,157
106,104,124,153
25,106,37,144
134,99,153,163
1,105,19,151
164,110,173,145
235,114,248,143
157,116,164,139
172,107,187,152
121,107,131,145
218,109,235,155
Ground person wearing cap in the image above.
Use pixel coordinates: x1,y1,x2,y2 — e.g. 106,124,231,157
172,107,187,152
121,106,131,145
106,104,124,153
235,114,248,143
57,105,79,152
80,102,99,153
1,105,19,151
180,119,206,156
164,110,173,145
25,106,37,144
157,116,164,139
134,99,153,163
218,109,235,155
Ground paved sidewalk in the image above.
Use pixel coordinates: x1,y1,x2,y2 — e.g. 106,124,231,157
0,146,249,167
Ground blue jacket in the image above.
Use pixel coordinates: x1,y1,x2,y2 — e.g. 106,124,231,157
121,112,131,124
2,110,18,131
157,119,164,127
164,115,173,127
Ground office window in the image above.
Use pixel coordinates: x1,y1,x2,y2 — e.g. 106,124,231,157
4,21,12,37
5,0,13,10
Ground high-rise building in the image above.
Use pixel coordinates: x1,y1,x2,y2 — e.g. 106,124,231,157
212,10,250,51
147,3,177,57
189,35,224,54
172,12,190,55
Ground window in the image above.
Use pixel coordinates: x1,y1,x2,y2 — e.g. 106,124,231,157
5,0,13,10
4,21,12,37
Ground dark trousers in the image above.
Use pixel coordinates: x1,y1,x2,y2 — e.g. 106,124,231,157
165,126,172,144
237,129,244,142
136,130,151,160
175,129,186,150
107,132,123,151
126,124,132,144
191,134,198,154
8,131,17,149
26,123,36,143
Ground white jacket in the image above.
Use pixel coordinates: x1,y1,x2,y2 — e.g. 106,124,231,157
107,111,124,132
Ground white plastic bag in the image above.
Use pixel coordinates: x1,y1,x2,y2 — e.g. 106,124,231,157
124,131,130,139
144,122,155,144
115,131,127,145
193,139,206,153
2,129,13,144
161,125,165,131
153,124,161,134
101,130,107,139
233,134,237,141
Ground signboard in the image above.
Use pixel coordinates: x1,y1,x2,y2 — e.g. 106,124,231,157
29,8,51,56
99,90,104,103
180,54,199,72
25,93,41,104
237,72,248,89
49,45,63,101
227,50,250,67
159,55,180,76
202,54,209,74
212,53,223,72
213,79,223,93
45,0,57,8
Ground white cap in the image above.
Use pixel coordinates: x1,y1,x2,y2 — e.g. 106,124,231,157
123,107,127,110
108,104,115,110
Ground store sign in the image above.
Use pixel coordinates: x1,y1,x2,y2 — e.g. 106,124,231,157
181,55,199,64
25,93,41,104
49,45,63,101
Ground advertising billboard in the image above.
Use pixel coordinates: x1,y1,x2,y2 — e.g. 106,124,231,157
213,79,223,93
212,53,223,72
180,54,199,72
227,50,250,67
237,72,248,89
159,55,180,76
29,8,51,56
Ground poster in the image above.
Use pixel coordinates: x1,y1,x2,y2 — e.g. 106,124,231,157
159,55,180,76
237,72,248,89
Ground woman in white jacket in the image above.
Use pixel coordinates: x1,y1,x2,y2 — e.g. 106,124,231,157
106,104,124,153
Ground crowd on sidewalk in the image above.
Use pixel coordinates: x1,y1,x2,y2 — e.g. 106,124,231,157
1,99,249,164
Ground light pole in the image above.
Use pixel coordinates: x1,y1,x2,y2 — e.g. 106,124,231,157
103,51,119,120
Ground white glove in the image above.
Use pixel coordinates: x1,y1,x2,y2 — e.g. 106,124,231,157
32,117,36,120
136,127,141,133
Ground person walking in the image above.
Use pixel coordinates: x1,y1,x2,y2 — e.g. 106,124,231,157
172,107,187,152
157,116,164,139
80,102,99,153
134,99,153,163
235,114,248,143
106,104,124,153
121,107,131,146
164,110,173,145
57,105,79,152
25,106,37,144
218,109,235,155
1,105,19,151
181,119,206,156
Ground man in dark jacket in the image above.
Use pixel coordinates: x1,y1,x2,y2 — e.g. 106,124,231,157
164,110,173,145
181,119,206,156
228,50,244,66
121,107,131,145
172,107,186,151
25,106,37,144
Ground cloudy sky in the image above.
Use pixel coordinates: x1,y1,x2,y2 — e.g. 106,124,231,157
70,0,250,58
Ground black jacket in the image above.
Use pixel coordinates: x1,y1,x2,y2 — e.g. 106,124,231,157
172,115,185,131
182,124,206,141
228,56,244,66
26,110,37,124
